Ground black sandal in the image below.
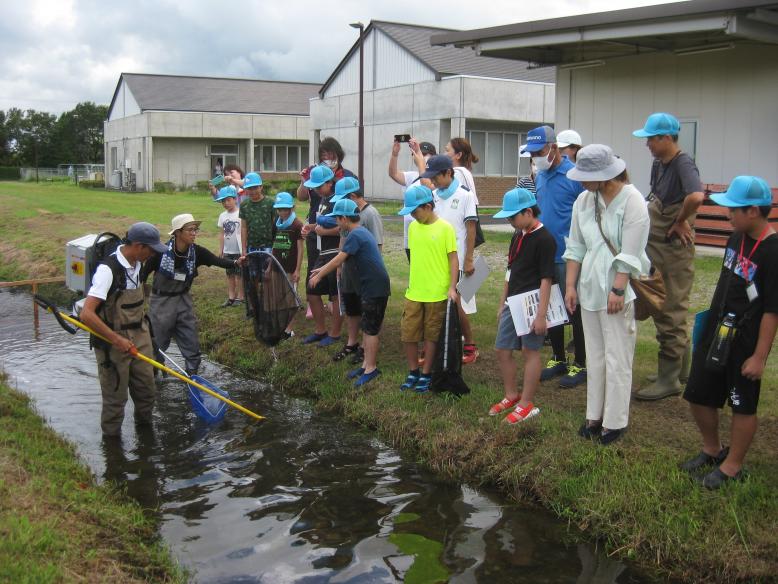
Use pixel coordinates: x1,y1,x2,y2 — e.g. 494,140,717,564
333,343,360,362
349,346,365,365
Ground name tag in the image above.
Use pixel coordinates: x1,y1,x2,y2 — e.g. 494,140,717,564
173,271,187,281
746,282,759,302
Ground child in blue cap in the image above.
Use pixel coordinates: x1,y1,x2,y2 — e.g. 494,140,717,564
215,186,244,307
272,192,304,339
681,176,777,490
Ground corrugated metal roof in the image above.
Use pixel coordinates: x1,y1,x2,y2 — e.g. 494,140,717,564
115,73,321,116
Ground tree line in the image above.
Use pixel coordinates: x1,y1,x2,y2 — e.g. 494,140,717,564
0,102,108,167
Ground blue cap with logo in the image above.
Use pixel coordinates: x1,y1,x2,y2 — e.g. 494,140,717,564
632,113,681,138
420,154,454,179
398,184,434,215
493,188,537,219
303,164,335,188
243,172,263,188
331,176,361,201
326,198,360,217
710,175,773,208
521,126,556,154
214,185,237,201
273,192,295,209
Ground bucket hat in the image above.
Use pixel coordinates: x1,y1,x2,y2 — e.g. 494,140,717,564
273,192,295,208
710,176,773,207
632,113,681,138
521,126,556,154
493,188,537,219
214,185,237,202
566,144,626,182
332,176,361,201
326,198,360,217
398,185,434,215
303,164,335,188
169,213,202,236
127,222,168,253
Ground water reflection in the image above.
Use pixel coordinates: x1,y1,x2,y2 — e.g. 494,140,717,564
0,289,643,583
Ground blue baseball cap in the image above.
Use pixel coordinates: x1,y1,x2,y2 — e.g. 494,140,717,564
710,176,773,208
331,176,361,201
303,164,335,188
521,126,556,154
398,184,434,215
494,188,537,218
632,113,681,138
420,154,453,179
243,172,263,188
214,185,237,202
326,198,360,217
273,192,295,209
127,222,168,254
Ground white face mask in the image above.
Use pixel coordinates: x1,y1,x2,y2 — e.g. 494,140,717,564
532,149,554,172
323,159,338,170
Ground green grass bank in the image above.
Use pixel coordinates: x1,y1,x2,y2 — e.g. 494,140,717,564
1,182,777,583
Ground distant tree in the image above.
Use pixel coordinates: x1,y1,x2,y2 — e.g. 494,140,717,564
53,102,108,164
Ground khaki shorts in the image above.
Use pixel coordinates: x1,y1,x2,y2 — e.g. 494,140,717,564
401,298,446,343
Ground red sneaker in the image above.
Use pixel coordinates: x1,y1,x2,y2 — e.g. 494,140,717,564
504,403,540,425
489,397,520,416
462,344,479,365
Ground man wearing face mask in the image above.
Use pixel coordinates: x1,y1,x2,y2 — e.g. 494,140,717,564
388,138,436,262
521,126,587,388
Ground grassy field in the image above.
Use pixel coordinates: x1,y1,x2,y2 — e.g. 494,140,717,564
0,375,187,583
1,182,777,583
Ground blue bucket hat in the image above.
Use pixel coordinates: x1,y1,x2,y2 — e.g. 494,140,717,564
326,198,360,218
420,155,453,179
243,172,263,188
273,192,295,209
214,185,237,202
398,184,434,215
632,113,681,138
494,188,537,218
521,126,556,154
303,164,335,188
709,176,773,208
332,176,361,201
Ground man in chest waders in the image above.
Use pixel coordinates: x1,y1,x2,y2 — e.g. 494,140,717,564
143,214,241,376
80,222,168,437
633,113,705,400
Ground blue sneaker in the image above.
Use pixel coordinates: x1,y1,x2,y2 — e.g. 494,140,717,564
354,369,381,387
540,359,568,381
302,332,327,344
559,364,587,388
346,367,365,380
414,375,432,393
318,335,341,348
400,370,421,391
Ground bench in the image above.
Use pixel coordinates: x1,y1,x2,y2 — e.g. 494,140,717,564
694,183,778,248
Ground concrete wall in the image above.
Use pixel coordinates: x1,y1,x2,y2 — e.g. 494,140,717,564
108,80,140,121
310,76,555,199
555,43,778,195
152,138,214,187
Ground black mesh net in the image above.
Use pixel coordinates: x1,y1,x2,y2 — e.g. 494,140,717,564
430,299,470,397
243,251,302,346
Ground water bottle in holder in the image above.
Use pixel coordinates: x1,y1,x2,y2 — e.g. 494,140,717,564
705,312,737,372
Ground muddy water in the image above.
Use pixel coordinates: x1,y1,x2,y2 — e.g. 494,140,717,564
0,289,646,583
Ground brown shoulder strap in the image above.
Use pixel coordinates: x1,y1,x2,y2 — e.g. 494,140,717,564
593,191,619,257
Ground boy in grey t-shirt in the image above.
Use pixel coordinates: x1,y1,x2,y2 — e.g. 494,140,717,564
330,177,385,363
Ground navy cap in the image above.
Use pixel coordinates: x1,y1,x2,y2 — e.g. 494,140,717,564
420,154,453,179
127,222,168,254
521,126,556,153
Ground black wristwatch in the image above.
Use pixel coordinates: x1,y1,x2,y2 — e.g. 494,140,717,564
611,287,625,297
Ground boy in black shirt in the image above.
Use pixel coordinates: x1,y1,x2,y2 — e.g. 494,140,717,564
490,188,556,424
682,176,778,489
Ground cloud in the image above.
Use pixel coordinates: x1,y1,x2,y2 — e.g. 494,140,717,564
0,0,682,113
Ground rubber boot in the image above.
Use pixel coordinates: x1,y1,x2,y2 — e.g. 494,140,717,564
645,345,692,384
635,356,682,401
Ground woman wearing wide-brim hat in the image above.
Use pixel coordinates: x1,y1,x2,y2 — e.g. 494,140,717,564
562,145,651,445
143,213,241,376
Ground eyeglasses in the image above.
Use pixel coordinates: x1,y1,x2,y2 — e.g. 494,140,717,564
183,227,200,234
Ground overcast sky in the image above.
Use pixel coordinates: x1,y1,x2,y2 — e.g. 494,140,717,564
0,0,681,114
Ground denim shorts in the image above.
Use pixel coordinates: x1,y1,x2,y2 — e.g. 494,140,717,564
494,306,545,351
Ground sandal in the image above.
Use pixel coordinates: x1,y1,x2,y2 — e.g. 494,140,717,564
333,343,360,362
349,347,365,365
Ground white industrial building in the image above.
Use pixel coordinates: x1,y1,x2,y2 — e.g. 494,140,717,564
432,0,778,197
310,21,556,205
104,73,320,191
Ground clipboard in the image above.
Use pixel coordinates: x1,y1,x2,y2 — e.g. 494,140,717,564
456,255,490,302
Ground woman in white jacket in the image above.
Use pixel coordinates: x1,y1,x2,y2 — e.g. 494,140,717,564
562,145,651,445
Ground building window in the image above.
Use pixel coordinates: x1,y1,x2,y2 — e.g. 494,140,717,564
137,152,142,172
110,147,118,172
209,144,238,156
257,142,308,173
679,121,697,160
466,131,522,177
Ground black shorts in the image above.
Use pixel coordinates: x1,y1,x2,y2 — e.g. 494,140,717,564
224,253,241,276
305,235,319,278
342,292,362,317
307,251,339,298
361,297,388,336
683,344,761,416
